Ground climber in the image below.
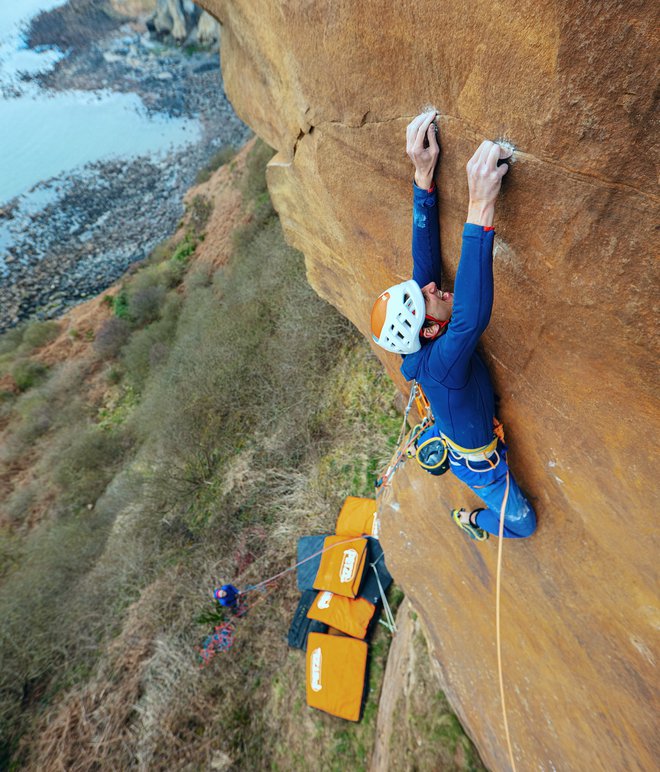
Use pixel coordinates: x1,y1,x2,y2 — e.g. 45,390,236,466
370,110,536,540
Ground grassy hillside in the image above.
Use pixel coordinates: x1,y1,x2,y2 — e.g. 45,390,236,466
0,140,483,770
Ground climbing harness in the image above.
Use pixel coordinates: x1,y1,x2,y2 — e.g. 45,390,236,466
444,418,506,472
376,383,506,487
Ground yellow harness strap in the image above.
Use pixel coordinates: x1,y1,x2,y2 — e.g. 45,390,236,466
443,434,498,456
442,419,505,456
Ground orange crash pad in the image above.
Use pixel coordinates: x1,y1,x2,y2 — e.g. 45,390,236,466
306,632,368,721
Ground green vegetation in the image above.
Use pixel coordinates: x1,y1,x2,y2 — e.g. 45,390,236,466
0,320,60,395
11,359,48,392
195,144,237,184
0,140,478,770
21,320,60,351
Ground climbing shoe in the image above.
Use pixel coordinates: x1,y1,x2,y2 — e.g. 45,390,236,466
451,509,489,541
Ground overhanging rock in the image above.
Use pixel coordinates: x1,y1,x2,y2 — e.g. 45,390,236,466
199,1,659,768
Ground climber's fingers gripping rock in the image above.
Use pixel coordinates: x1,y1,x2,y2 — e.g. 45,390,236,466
466,140,512,214
406,110,439,190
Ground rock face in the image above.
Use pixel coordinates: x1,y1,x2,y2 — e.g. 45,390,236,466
149,0,218,44
199,2,658,769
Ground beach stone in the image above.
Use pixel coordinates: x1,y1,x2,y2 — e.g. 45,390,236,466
199,1,659,769
0,3,250,332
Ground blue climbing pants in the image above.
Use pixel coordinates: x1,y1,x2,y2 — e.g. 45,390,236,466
448,445,536,538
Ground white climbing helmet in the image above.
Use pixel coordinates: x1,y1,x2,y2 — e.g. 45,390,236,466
370,279,425,354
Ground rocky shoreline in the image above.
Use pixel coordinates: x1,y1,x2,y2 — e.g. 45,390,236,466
0,2,250,332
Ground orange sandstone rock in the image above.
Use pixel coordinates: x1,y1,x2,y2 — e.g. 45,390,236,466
200,2,659,768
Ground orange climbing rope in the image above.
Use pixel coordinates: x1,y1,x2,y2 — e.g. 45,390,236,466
495,469,516,772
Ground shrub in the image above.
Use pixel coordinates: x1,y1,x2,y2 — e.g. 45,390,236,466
183,265,214,291
188,194,213,233
11,360,48,392
21,320,60,351
0,324,26,356
52,425,133,509
13,391,54,442
2,361,88,462
4,485,36,525
242,139,276,203
159,259,187,288
128,284,167,327
171,233,197,264
94,318,131,359
195,145,236,184
121,295,181,391
148,240,175,264
113,290,130,319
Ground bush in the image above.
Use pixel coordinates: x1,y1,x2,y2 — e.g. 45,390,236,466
11,360,48,392
113,290,130,319
0,324,28,358
188,194,213,233
171,233,197,264
195,145,236,184
52,425,133,509
4,485,36,525
94,317,131,359
13,391,54,443
128,284,167,327
148,240,175,265
2,361,88,462
21,320,60,351
183,265,214,291
242,139,276,203
121,295,182,391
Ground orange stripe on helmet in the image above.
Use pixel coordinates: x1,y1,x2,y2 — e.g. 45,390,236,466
370,291,390,339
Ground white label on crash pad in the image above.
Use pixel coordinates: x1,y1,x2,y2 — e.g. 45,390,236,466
340,549,358,583
310,647,322,692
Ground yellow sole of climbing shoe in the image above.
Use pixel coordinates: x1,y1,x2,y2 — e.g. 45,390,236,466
451,509,489,541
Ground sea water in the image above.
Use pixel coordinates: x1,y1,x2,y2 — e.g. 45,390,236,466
0,1,201,206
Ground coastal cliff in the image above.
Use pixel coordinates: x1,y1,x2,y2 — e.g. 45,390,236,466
198,2,659,769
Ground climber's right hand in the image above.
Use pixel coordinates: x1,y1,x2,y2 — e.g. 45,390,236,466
465,140,512,227
406,110,439,190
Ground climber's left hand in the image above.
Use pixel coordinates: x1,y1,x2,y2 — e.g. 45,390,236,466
406,110,439,190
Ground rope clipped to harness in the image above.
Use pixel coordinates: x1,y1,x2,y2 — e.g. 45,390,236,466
376,381,432,490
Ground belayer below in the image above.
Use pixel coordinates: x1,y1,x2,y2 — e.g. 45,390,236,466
370,110,537,541
214,583,240,607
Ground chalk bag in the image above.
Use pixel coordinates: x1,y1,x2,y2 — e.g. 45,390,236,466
414,425,449,476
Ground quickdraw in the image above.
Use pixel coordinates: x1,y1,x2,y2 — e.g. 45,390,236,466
375,381,432,490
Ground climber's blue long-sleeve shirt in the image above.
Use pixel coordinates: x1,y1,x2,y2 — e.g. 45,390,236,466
400,183,496,449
